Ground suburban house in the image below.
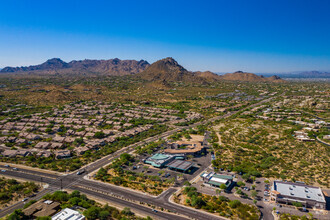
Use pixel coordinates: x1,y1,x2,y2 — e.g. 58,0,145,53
54,150,72,159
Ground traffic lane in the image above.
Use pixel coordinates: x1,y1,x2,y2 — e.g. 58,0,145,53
155,188,177,201
76,180,224,220
0,165,59,179
0,170,72,192
0,169,55,184
70,185,188,220
77,179,154,202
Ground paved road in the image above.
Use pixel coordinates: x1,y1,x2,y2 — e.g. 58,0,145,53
0,97,275,219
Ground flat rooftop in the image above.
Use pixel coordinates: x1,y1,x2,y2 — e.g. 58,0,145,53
167,159,194,171
272,181,326,203
145,153,173,166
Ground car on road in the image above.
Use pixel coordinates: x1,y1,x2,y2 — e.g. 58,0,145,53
301,207,308,212
152,209,158,213
22,198,28,202
76,169,85,175
1,169,6,172
4,164,10,167
13,167,18,170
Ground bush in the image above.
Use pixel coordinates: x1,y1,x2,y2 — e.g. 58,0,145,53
229,200,241,208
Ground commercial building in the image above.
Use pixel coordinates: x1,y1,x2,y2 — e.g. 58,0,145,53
201,172,234,188
167,159,194,172
144,153,184,168
23,200,60,218
52,208,85,220
270,181,326,210
144,153,194,172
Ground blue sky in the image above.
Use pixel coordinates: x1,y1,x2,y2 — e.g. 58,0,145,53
0,0,329,73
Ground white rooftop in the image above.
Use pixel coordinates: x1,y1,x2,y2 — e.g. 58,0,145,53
272,181,325,203
209,176,228,184
52,208,85,220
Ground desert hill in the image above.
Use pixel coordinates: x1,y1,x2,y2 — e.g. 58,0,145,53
0,58,150,76
221,71,285,82
136,57,220,83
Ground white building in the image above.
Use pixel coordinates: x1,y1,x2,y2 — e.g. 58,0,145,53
270,181,326,210
52,208,85,220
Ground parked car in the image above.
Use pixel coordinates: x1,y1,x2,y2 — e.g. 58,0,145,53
13,167,18,170
152,209,158,213
1,170,6,172
4,164,10,167
22,198,28,202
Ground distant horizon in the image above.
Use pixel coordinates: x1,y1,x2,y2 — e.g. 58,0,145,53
0,57,329,75
1,0,330,73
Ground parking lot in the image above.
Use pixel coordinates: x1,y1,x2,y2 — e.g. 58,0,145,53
120,142,212,185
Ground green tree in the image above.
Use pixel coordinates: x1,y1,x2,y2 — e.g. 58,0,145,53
7,209,27,220
94,131,105,139
190,196,205,208
99,210,110,220
83,206,100,220
237,181,245,187
220,184,227,190
121,207,134,216
183,181,191,186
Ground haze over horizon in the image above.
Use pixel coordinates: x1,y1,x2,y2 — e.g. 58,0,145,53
1,0,330,73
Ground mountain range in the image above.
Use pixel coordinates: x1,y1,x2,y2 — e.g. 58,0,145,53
270,71,330,79
0,57,285,83
0,58,150,76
